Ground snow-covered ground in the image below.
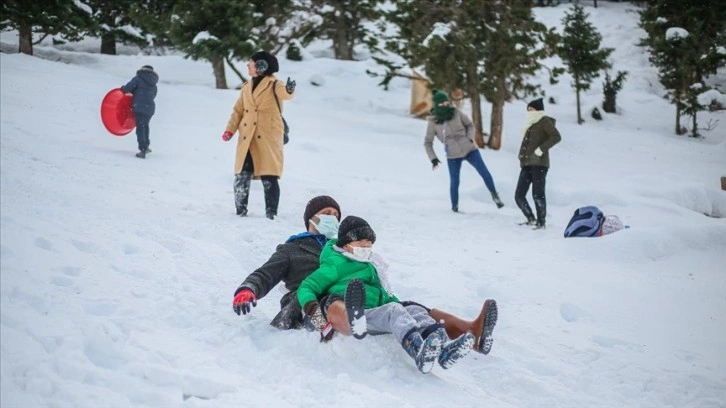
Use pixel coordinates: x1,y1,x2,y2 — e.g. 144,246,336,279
2,2,725,407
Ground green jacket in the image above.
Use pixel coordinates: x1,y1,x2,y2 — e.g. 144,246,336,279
518,116,561,168
297,240,399,310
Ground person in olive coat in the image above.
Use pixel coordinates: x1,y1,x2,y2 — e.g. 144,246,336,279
515,98,562,229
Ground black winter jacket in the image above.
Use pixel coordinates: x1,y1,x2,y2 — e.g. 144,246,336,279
121,67,158,116
235,235,325,329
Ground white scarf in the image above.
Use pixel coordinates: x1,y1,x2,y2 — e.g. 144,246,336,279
521,111,546,136
334,247,396,297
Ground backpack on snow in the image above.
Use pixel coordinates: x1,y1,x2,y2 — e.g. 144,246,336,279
564,206,605,238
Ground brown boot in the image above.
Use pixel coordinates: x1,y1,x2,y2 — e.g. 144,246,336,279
428,299,498,355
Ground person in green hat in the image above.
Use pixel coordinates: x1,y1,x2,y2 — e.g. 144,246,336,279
424,90,504,212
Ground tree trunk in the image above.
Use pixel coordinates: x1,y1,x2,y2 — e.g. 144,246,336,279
576,88,583,124
213,58,228,89
691,111,698,138
19,23,33,55
332,12,354,60
594,0,598,7
675,104,683,135
465,60,483,142
101,33,117,55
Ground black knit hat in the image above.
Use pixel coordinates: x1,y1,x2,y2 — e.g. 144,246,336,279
336,216,376,248
250,51,279,75
141,65,154,71
304,195,341,229
527,98,544,111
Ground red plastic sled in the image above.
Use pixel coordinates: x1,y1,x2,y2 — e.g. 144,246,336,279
101,88,135,136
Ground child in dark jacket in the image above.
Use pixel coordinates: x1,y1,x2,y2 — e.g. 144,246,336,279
297,216,475,374
121,65,158,159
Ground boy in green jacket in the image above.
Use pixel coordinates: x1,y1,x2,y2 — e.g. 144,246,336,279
297,216,475,374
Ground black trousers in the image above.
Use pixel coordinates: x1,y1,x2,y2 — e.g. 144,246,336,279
234,152,280,216
514,166,548,224
134,113,152,151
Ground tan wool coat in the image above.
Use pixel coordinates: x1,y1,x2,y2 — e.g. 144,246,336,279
225,76,294,176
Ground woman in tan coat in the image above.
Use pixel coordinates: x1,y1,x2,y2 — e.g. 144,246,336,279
222,51,296,219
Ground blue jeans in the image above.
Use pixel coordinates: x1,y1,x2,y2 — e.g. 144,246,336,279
447,149,497,209
134,113,152,151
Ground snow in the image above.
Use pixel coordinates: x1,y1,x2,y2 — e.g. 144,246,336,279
192,32,218,45
422,22,455,47
2,2,726,407
665,27,689,41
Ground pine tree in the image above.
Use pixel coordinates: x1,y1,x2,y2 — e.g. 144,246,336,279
167,0,274,89
78,0,147,55
558,5,613,124
306,0,383,60
639,0,725,137
1,0,91,55
602,70,627,113
479,0,562,149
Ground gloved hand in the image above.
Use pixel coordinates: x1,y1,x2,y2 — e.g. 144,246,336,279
222,131,234,142
431,158,441,170
286,77,296,94
232,289,257,315
303,302,326,331
534,147,543,157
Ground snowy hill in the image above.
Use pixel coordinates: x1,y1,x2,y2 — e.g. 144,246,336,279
1,2,725,407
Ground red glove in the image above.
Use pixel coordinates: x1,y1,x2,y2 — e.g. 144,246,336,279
222,131,234,141
232,289,257,315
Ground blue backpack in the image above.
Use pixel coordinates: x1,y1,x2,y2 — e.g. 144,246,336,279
564,206,605,238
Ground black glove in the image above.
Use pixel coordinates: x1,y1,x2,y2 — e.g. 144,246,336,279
303,302,326,331
286,77,296,94
431,158,441,169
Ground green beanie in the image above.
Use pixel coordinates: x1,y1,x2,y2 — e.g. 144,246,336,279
432,90,455,123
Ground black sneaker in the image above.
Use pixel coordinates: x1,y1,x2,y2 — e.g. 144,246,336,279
236,207,248,217
344,278,367,339
135,150,146,159
532,222,546,230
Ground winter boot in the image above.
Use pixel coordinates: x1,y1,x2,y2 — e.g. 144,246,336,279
402,327,443,374
436,328,475,369
262,176,280,220
234,171,252,216
344,278,367,339
428,299,498,355
144,148,152,154
491,192,504,209
135,150,146,159
515,197,536,225
533,197,547,229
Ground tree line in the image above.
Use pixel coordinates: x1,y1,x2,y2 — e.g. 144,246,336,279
1,0,723,140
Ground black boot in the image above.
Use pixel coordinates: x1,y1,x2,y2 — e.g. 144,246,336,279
515,196,536,225
491,192,504,209
234,171,252,216
262,176,280,220
533,197,546,229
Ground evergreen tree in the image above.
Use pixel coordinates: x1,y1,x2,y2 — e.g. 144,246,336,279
1,0,91,55
306,0,383,60
78,0,147,54
479,0,561,149
558,5,612,124
639,0,726,137
380,0,559,149
127,0,179,51
602,70,628,113
168,0,271,89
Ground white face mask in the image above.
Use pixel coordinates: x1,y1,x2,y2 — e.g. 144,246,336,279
350,246,373,261
310,214,339,239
